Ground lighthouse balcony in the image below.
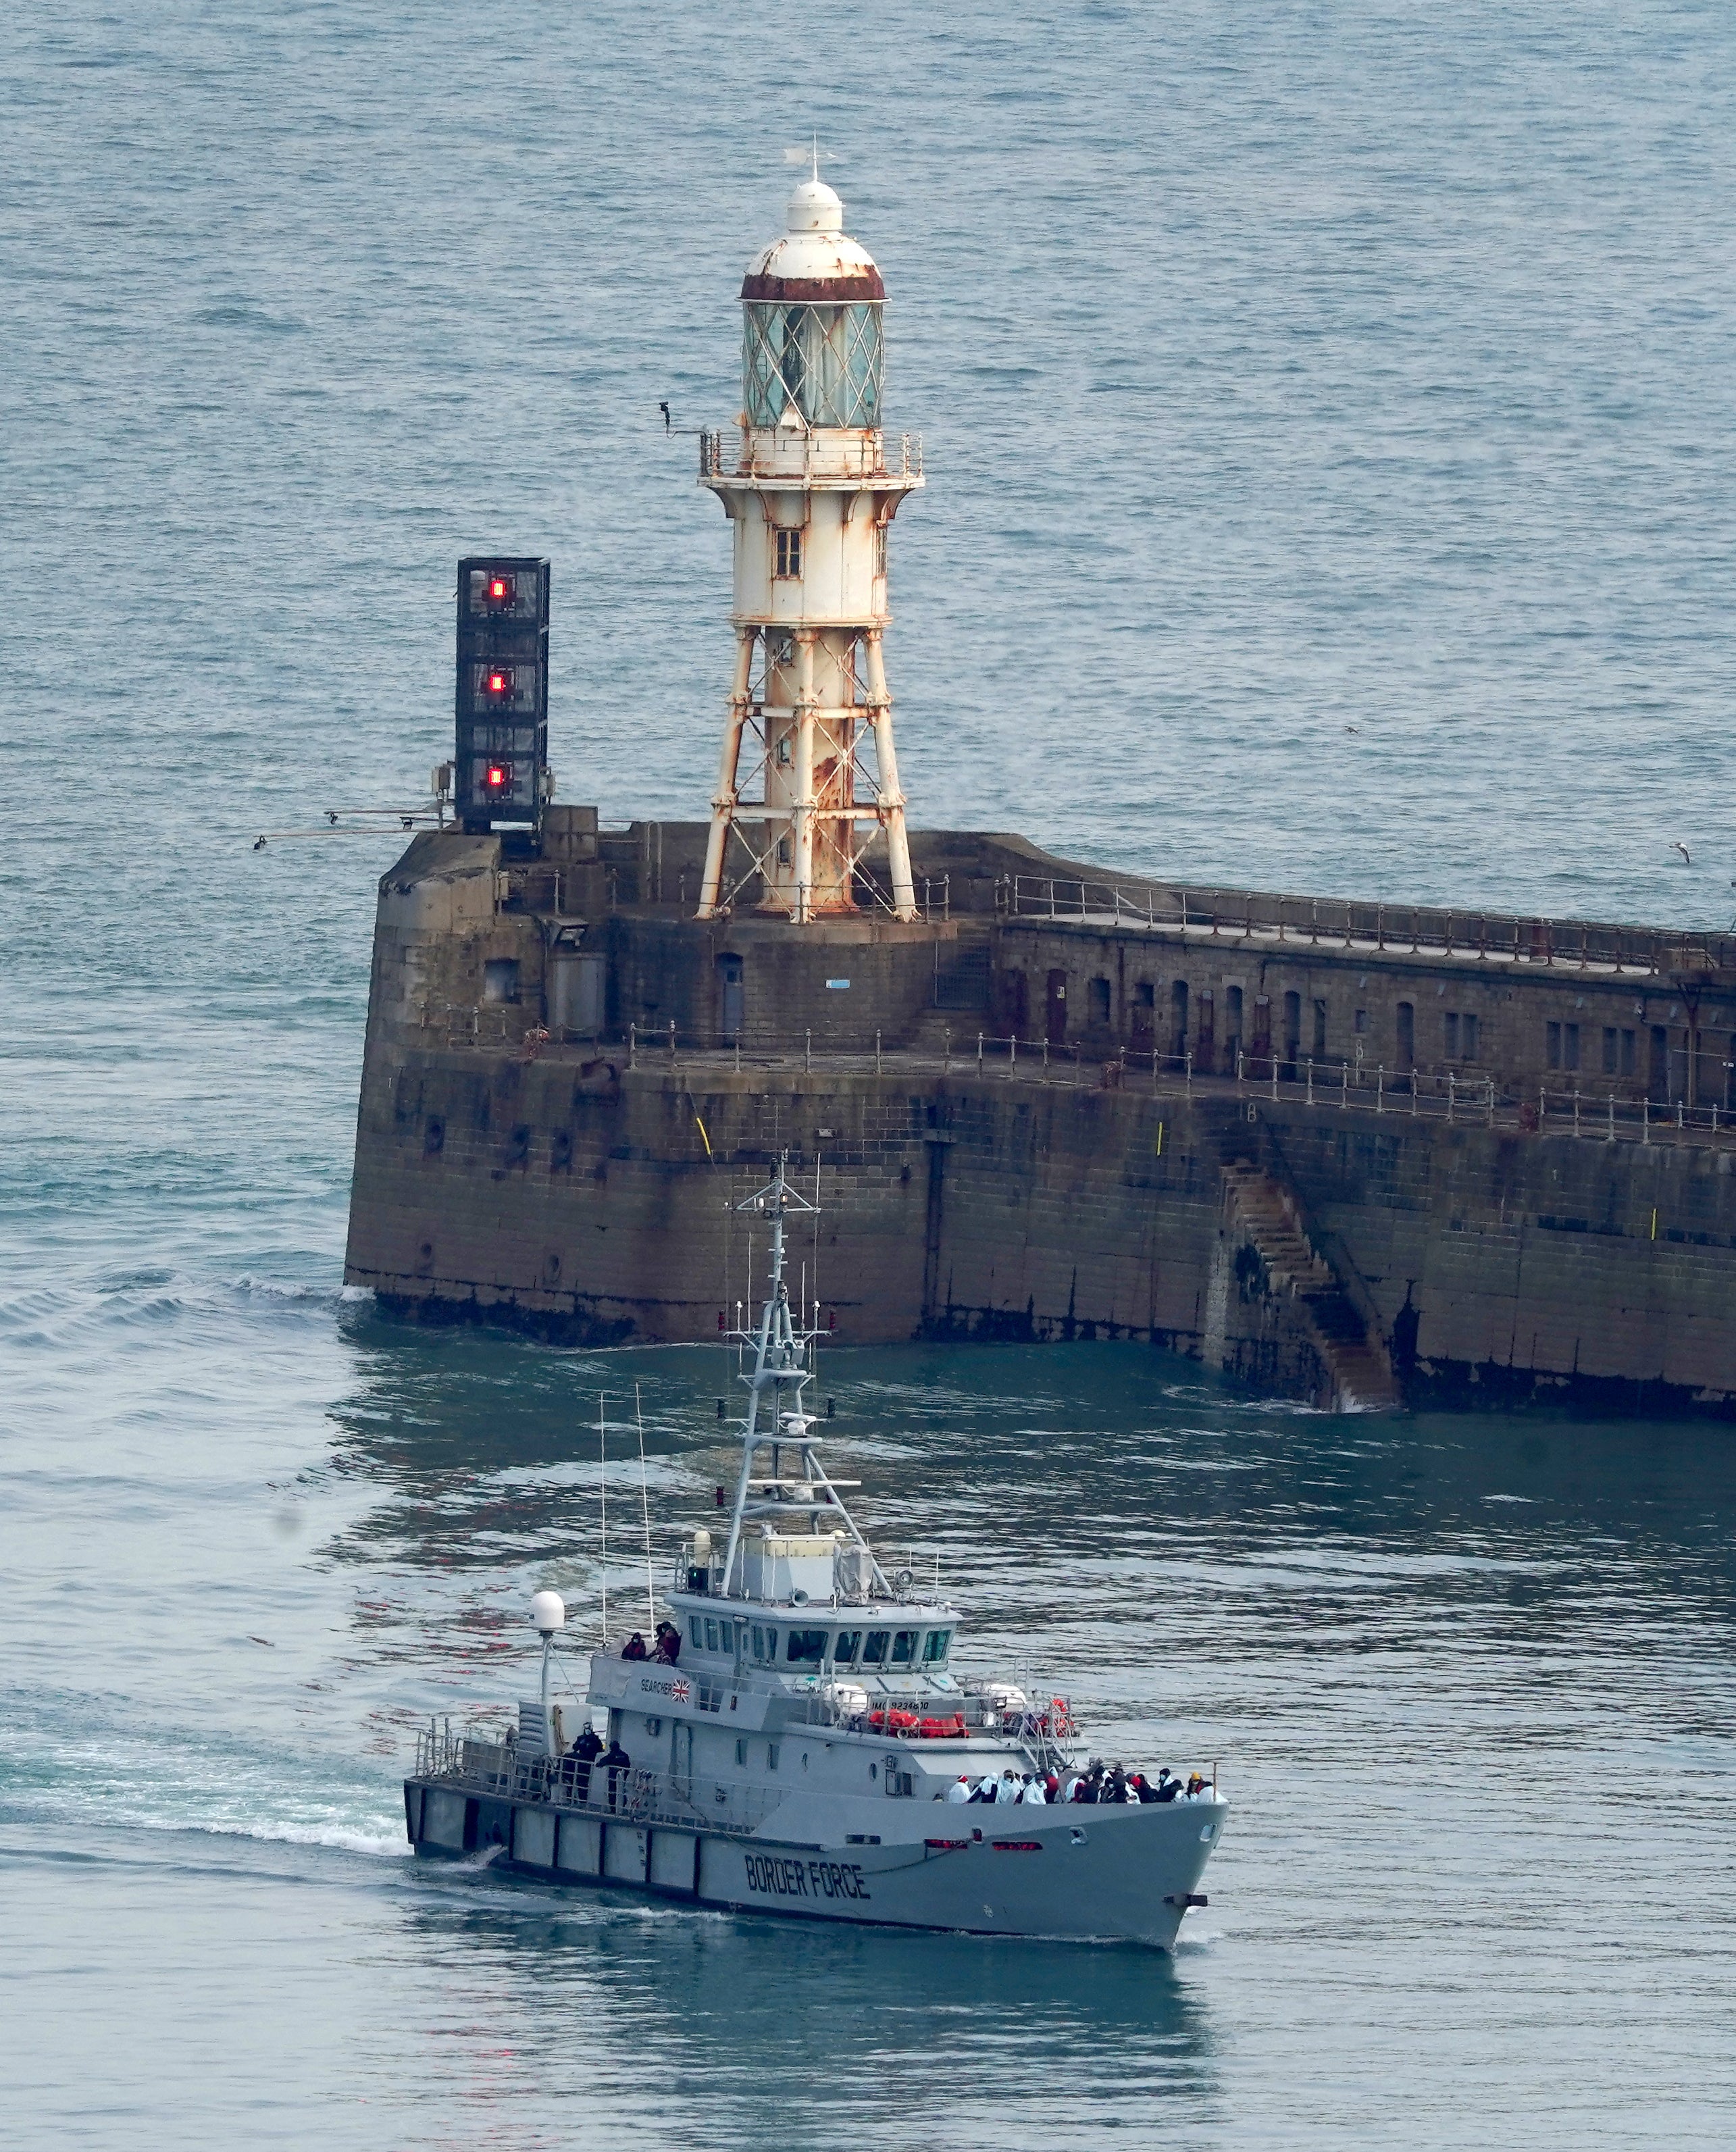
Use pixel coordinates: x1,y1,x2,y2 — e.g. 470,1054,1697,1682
701,426,924,488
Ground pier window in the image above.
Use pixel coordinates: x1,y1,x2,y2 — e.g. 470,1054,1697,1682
1546,1021,1580,1073
1354,1008,1369,1035
483,958,520,1004
1602,1027,1637,1077
861,1630,891,1666
921,1629,952,1664
1225,985,1244,1066
1445,1012,1480,1062
786,1629,828,1664
1088,977,1111,1028
833,1630,862,1666
1171,980,1190,1064
1396,1001,1414,1072
891,1629,918,1665
1282,991,1302,1075
1311,998,1328,1060
773,526,803,580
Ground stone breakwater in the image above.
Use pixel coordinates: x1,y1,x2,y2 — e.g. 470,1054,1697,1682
344,821,1736,1417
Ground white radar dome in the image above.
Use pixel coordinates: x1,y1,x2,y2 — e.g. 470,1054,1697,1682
529,1589,565,1635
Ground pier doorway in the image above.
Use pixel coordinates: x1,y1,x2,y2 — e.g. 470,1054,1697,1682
1396,1000,1414,1087
1650,1025,1668,1102
717,954,744,1042
1046,970,1067,1044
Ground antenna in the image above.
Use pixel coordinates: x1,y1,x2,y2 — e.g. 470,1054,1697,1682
635,1383,656,1629
598,1393,608,1649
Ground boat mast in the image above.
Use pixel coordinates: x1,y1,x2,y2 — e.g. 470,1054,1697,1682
715,1156,886,1599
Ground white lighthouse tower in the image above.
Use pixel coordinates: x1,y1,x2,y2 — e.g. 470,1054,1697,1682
694,165,923,924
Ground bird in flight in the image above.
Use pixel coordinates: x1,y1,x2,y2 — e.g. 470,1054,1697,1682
1673,842,1691,867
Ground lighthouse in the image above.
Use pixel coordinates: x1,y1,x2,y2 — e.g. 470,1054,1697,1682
694,165,923,924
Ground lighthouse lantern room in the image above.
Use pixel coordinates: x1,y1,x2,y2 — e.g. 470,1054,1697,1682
695,165,923,924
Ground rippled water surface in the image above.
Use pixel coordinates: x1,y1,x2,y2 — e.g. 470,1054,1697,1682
5,4,1736,2145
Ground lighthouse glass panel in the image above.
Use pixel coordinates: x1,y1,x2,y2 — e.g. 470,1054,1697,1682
744,303,882,428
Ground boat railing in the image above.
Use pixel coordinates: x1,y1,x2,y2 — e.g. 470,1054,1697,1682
779,1685,1077,1747
413,1726,788,1838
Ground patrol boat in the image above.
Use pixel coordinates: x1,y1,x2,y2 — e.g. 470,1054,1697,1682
403,1161,1227,1947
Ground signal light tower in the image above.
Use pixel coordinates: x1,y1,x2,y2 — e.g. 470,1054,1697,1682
455,556,550,831
694,167,923,923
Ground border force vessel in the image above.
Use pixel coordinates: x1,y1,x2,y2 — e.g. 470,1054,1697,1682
403,1162,1227,1947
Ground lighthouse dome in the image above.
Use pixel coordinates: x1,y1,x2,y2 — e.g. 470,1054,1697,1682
741,178,885,303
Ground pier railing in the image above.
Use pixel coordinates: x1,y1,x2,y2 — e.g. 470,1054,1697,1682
998,874,1735,980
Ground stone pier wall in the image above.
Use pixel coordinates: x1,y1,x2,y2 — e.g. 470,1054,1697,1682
344,1041,1736,1418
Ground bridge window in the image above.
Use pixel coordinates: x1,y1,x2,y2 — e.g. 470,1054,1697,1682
921,1629,952,1664
891,1629,917,1665
705,1618,719,1653
833,1630,862,1666
786,1629,828,1664
861,1630,890,1665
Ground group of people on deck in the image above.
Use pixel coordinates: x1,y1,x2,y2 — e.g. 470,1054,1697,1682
557,1722,633,1808
619,1623,682,1665
944,1764,1210,1805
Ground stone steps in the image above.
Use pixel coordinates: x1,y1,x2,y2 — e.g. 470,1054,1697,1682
1221,1163,1402,1413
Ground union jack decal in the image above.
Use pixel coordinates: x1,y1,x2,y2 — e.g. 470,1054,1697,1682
671,1678,691,1703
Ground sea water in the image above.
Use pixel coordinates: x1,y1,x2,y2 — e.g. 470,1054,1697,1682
3,3,1734,2144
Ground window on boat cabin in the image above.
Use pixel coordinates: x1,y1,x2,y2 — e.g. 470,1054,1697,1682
767,1744,780,1772
921,1629,951,1664
705,1618,719,1653
833,1629,862,1666
891,1629,917,1665
736,1738,748,1766
861,1631,891,1665
786,1629,828,1664
688,1618,703,1650
751,1624,766,1661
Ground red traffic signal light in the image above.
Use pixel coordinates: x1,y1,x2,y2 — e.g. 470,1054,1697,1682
486,762,511,792
485,572,515,609
484,665,514,700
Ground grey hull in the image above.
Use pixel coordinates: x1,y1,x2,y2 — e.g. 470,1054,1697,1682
406,1778,1223,1949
